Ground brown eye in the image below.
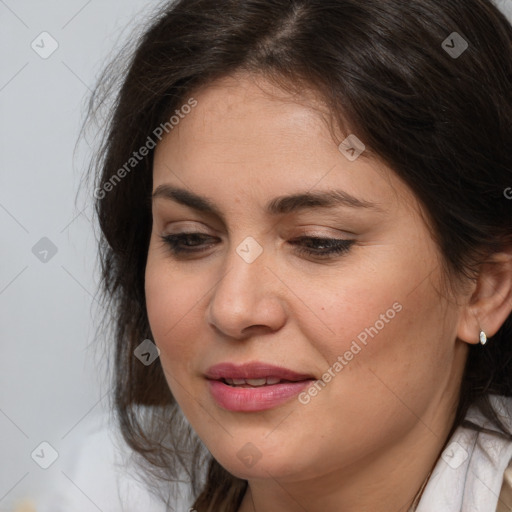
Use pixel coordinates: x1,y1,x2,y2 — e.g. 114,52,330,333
160,233,218,255
289,237,355,258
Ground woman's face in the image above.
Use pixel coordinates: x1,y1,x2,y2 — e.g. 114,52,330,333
145,73,468,484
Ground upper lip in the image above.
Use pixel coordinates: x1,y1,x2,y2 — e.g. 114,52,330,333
205,362,315,382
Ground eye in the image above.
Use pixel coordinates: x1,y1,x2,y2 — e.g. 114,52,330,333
288,236,355,259
160,233,218,255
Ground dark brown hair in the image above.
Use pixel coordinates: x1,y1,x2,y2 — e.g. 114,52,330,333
87,0,512,510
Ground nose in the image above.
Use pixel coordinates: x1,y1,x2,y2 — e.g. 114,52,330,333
206,243,287,340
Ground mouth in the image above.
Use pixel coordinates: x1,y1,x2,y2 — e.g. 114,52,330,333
205,362,316,412
220,377,297,387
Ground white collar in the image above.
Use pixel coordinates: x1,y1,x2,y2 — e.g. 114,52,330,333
416,395,512,512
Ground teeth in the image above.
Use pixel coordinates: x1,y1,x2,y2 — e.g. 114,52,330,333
245,378,267,387
223,377,283,387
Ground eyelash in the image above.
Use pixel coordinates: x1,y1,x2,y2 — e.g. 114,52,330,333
159,233,355,259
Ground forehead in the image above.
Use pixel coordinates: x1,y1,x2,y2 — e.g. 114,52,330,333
152,73,415,214
157,73,333,157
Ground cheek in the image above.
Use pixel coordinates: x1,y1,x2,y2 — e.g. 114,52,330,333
295,244,450,412
291,251,425,363
144,250,207,377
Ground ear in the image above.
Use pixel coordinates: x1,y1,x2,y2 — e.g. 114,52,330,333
457,247,512,345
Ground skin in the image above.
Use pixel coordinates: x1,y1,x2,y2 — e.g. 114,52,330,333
144,72,512,512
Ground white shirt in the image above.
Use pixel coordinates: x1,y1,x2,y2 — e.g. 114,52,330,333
416,394,512,512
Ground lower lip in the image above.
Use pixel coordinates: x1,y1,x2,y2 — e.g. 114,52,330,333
207,379,313,412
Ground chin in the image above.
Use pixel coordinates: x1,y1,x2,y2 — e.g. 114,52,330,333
210,444,307,481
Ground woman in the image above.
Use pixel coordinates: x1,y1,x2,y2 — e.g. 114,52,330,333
88,0,512,510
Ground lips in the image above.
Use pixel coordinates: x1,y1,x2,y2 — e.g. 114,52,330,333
205,362,316,412
205,362,315,382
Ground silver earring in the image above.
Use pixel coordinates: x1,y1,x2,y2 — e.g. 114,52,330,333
479,330,487,346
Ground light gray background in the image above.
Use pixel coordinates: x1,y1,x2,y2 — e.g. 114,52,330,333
1,0,511,510
0,1,161,509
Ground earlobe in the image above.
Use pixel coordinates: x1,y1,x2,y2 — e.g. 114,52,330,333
457,248,512,346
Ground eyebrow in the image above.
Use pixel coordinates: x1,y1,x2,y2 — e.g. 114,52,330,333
151,185,381,220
